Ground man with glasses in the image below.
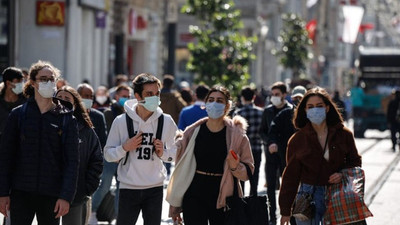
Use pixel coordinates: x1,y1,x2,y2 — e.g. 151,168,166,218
0,60,79,225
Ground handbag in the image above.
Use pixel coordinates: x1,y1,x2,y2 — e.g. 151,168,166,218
224,163,269,225
292,192,315,221
324,167,373,225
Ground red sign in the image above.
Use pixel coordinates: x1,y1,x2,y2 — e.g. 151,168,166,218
306,19,317,42
36,1,65,26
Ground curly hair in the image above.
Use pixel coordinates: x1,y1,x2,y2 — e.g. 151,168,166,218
23,60,61,98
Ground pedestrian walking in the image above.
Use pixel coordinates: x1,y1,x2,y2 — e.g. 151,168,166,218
0,60,79,225
0,67,26,139
104,73,178,225
387,89,400,152
92,86,111,112
259,81,293,225
89,84,130,224
234,86,263,196
279,87,363,225
177,84,210,131
167,85,254,225
55,86,103,225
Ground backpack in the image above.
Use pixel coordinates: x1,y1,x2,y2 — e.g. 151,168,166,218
122,113,164,165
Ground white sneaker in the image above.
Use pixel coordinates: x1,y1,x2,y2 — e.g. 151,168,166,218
88,212,98,225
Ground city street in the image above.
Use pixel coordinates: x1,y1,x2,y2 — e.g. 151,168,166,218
1,122,400,225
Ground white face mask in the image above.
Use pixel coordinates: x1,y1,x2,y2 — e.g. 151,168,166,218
270,96,282,107
96,95,108,105
12,82,24,95
82,98,93,110
38,81,56,98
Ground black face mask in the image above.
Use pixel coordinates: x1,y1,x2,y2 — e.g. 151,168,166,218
292,100,300,107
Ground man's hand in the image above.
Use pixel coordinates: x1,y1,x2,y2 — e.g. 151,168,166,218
122,132,143,152
0,196,10,217
269,143,278,154
154,139,164,157
54,199,70,218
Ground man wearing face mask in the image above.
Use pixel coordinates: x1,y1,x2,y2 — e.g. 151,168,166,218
266,85,306,225
89,84,132,224
0,67,26,140
259,81,293,225
0,60,79,225
104,73,177,225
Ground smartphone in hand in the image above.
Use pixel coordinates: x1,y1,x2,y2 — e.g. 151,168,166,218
230,150,238,160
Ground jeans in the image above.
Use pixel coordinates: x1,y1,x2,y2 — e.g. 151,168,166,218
91,160,119,213
295,183,326,225
10,190,59,225
116,187,163,225
62,201,87,225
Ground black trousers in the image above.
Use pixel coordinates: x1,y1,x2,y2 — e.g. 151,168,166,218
266,161,284,222
116,186,163,225
10,190,60,225
182,173,224,225
241,150,262,196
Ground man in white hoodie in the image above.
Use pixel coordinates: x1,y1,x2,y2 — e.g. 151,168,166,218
104,73,177,225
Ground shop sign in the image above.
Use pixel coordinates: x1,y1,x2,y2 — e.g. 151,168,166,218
36,1,65,26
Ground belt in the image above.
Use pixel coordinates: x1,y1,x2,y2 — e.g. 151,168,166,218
195,170,223,177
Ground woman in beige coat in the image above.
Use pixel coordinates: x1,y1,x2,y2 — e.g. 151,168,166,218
166,85,254,225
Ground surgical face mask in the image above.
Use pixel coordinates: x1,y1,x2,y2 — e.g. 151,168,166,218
96,95,108,105
270,96,282,107
205,102,226,119
12,82,24,95
38,81,56,98
307,107,326,125
118,97,129,107
139,96,160,112
82,98,93,110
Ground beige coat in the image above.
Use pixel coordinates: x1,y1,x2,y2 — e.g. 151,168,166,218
167,115,254,214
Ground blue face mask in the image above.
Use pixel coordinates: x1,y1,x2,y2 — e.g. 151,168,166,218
306,107,326,125
205,102,226,119
139,96,161,112
118,97,128,107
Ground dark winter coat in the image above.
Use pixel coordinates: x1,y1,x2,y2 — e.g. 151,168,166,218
0,97,79,203
71,122,103,206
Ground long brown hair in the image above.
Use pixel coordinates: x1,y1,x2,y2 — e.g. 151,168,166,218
293,87,343,129
23,60,61,98
56,86,93,128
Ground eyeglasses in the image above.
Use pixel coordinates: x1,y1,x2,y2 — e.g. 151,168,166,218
36,77,56,83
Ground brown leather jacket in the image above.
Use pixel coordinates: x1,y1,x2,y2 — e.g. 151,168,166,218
279,122,361,216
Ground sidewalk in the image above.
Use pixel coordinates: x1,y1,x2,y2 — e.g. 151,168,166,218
366,153,400,225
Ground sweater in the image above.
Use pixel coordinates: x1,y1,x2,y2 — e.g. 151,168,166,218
279,122,362,216
104,99,178,189
167,116,254,210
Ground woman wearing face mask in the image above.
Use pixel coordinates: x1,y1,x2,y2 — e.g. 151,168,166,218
92,85,112,112
279,87,363,225
167,85,254,225
55,86,103,225
0,60,79,225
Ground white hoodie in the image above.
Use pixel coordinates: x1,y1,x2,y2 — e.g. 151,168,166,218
104,99,178,189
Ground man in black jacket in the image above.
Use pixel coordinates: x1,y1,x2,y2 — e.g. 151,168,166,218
0,61,79,225
259,81,293,225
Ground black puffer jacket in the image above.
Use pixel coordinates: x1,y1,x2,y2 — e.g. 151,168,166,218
72,122,103,206
0,97,79,203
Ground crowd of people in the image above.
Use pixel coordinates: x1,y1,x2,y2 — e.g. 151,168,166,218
0,60,372,225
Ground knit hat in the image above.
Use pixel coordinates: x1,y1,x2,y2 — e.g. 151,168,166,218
292,85,307,98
